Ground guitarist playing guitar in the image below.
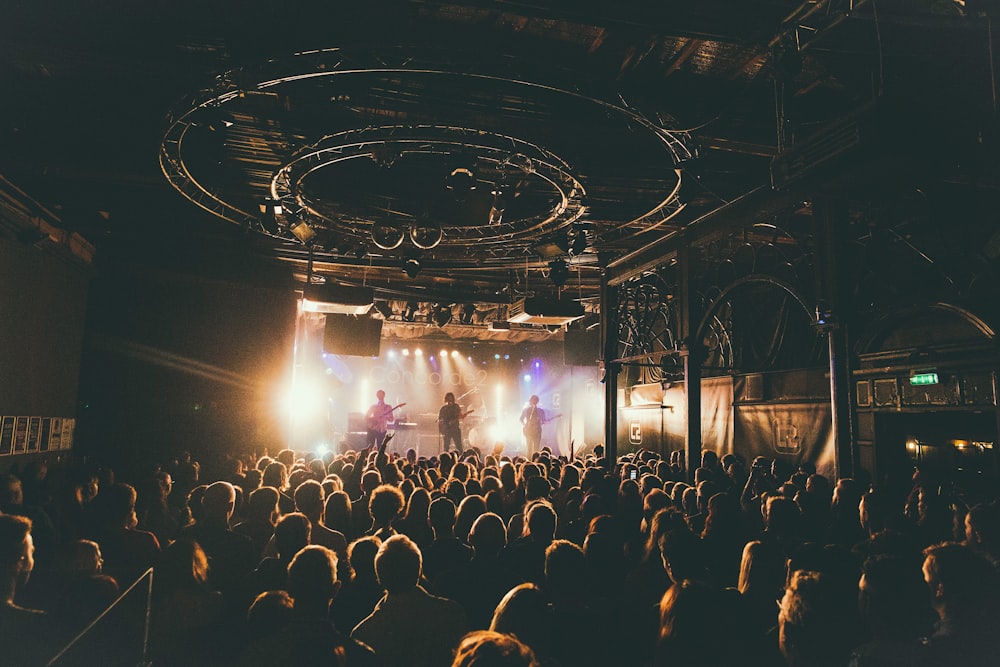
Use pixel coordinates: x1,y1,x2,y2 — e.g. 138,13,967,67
365,389,406,449
438,392,474,452
520,394,560,456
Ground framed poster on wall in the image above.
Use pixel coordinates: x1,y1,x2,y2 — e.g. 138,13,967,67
27,417,41,451
60,418,74,450
39,418,51,452
13,417,28,452
49,418,62,451
0,417,14,455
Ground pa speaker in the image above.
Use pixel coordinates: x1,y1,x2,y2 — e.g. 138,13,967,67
563,328,600,366
323,314,383,357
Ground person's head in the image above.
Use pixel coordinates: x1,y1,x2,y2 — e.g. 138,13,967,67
369,484,405,526
456,495,487,542
293,479,325,520
247,590,293,639
287,545,340,613
274,512,311,560
98,483,139,529
469,512,507,556
157,538,211,592
1,475,23,507
765,495,800,536
360,469,382,494
323,491,352,531
525,502,557,543
445,392,456,404
859,554,933,640
778,570,853,667
544,540,589,599
965,502,1000,554
375,534,422,593
451,630,539,667
348,536,382,583
528,395,539,406
63,539,103,576
376,389,386,402
0,514,34,595
659,580,748,666
262,462,289,491
490,583,551,656
202,481,237,522
429,496,458,534
247,486,280,525
922,541,995,621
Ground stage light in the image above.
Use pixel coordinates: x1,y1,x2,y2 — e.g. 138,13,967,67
446,165,477,197
314,443,330,457
548,259,570,287
402,349,410,356
387,350,396,359
403,258,422,279
403,301,418,322
410,217,443,250
569,226,588,256
451,350,460,358
291,221,317,244
504,354,510,360
372,221,405,250
415,348,423,357
432,304,453,327
523,374,531,382
494,353,501,360
440,348,449,357
488,185,507,226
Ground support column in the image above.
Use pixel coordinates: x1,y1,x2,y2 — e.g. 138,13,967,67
678,237,701,483
815,195,855,479
600,271,619,467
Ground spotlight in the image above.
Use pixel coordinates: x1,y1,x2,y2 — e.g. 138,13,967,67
353,243,367,259
446,165,477,198
258,199,282,234
403,301,418,322
370,144,400,169
548,259,570,287
410,216,443,250
372,221,405,250
290,221,317,244
451,350,460,358
440,349,449,357
403,258,422,279
569,226,588,256
432,304,453,328
488,186,507,226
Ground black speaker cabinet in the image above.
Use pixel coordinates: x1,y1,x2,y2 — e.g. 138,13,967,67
323,315,383,357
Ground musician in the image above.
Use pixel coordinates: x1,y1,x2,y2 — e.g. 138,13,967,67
520,394,547,456
437,392,468,452
365,389,394,449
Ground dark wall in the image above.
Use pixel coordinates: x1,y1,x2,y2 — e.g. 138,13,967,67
0,238,89,415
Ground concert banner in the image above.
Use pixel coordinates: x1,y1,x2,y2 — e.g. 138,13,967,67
734,402,835,479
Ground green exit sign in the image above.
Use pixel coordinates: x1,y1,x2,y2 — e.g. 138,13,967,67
910,372,939,386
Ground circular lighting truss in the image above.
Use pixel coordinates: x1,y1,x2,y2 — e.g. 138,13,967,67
159,47,693,275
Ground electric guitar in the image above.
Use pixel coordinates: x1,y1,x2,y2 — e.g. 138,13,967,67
438,408,474,434
522,411,561,436
366,402,406,431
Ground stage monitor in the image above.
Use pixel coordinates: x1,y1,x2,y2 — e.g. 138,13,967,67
324,314,383,357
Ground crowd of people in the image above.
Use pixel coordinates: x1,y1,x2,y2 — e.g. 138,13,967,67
1,438,998,666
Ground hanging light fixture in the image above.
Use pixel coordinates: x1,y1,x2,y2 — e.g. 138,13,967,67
410,215,443,250
372,220,405,250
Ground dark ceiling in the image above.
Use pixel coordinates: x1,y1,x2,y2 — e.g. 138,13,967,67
2,0,995,337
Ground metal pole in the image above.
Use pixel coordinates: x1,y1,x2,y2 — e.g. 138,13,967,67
600,270,619,468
